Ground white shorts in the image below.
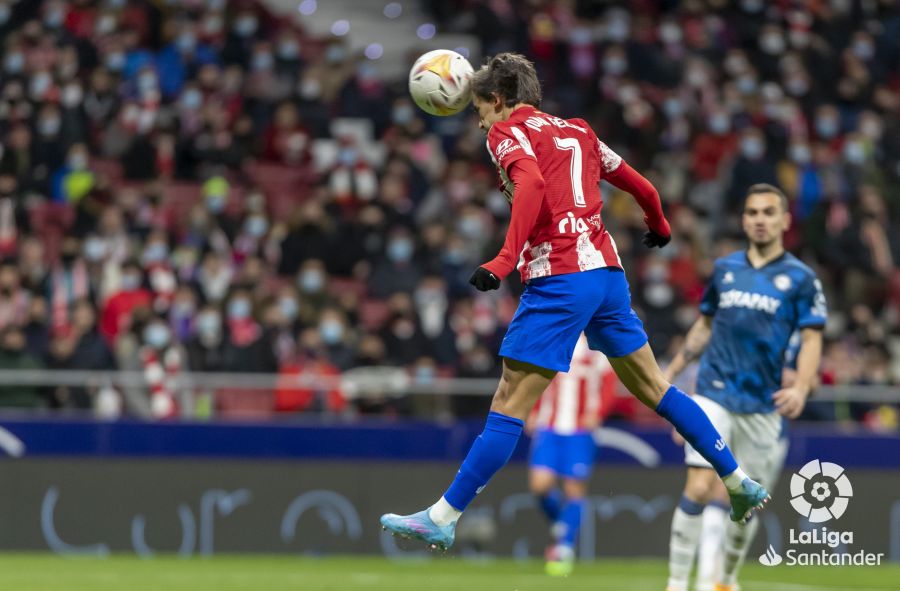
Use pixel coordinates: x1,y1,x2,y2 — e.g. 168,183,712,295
684,395,789,490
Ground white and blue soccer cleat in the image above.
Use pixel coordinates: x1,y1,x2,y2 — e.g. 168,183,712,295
380,508,456,551
728,478,770,524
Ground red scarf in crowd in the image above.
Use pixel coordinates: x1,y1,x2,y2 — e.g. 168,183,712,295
141,345,181,419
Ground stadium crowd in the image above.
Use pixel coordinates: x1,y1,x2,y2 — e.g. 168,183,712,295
0,0,897,427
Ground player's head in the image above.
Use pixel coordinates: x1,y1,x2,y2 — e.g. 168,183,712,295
742,184,791,249
471,53,541,131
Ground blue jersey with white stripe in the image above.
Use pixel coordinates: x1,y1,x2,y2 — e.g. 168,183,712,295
696,251,827,414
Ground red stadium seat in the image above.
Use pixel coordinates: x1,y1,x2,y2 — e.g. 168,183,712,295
359,298,390,331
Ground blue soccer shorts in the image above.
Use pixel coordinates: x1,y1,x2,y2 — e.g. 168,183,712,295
499,267,648,372
530,429,598,480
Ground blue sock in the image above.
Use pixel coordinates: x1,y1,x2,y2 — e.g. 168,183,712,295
444,411,524,511
678,495,706,516
538,489,563,522
558,498,585,547
655,386,738,477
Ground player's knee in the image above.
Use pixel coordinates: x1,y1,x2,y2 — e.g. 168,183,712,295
562,481,587,499
529,472,556,495
529,481,553,495
684,469,718,503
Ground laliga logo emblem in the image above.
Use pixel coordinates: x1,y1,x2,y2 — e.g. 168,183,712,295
789,460,853,523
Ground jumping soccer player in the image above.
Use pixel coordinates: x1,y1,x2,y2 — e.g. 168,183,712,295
663,185,826,591
528,334,616,576
380,53,769,551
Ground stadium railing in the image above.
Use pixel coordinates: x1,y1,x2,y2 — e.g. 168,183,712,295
0,369,896,418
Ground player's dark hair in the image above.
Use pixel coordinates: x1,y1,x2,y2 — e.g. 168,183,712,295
471,53,542,108
745,183,789,213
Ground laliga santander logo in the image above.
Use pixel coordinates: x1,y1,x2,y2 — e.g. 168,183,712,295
789,460,853,523
760,460,883,567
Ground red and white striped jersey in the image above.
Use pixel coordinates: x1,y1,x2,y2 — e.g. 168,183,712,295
486,105,623,282
531,335,618,435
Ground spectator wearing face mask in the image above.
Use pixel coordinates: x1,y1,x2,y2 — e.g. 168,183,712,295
138,317,181,419
50,143,94,204
378,293,428,367
726,128,778,215
367,228,422,299
222,290,277,373
316,307,355,370
274,326,346,414
294,259,330,327
156,22,219,99
99,260,152,344
221,9,262,69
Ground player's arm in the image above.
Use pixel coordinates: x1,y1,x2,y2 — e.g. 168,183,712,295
663,315,713,383
471,158,545,290
604,161,671,248
773,327,823,419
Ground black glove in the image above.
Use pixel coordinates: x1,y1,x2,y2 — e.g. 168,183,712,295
642,230,671,249
469,267,501,291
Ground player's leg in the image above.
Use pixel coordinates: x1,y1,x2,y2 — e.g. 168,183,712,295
585,269,768,522
380,358,555,549
606,345,768,521
544,476,588,576
667,467,720,591
717,414,787,590
545,429,595,575
667,396,732,591
695,486,729,591
381,273,597,549
529,431,563,523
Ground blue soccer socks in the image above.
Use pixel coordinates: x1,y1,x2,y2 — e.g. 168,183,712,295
558,498,585,547
538,489,563,522
443,411,525,511
655,386,739,477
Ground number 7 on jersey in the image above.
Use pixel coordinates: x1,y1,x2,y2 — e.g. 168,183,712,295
553,136,585,207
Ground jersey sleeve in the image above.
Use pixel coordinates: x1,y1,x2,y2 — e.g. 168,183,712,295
699,262,721,317
796,274,828,328
597,138,623,175
583,123,623,175
487,122,537,174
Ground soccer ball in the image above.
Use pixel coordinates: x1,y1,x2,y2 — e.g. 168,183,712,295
408,49,474,116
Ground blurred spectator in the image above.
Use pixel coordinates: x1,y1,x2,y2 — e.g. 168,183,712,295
0,326,44,408
100,260,151,344
46,299,115,409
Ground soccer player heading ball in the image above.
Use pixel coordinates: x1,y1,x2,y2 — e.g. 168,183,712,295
381,53,769,551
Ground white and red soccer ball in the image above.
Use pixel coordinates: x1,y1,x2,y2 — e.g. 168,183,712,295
408,49,474,116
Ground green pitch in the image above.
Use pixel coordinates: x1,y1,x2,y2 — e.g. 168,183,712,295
0,554,897,591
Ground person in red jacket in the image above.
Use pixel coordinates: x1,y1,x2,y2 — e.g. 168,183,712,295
100,261,152,345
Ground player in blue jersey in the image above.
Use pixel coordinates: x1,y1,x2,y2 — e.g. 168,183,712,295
380,53,770,553
663,184,826,591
